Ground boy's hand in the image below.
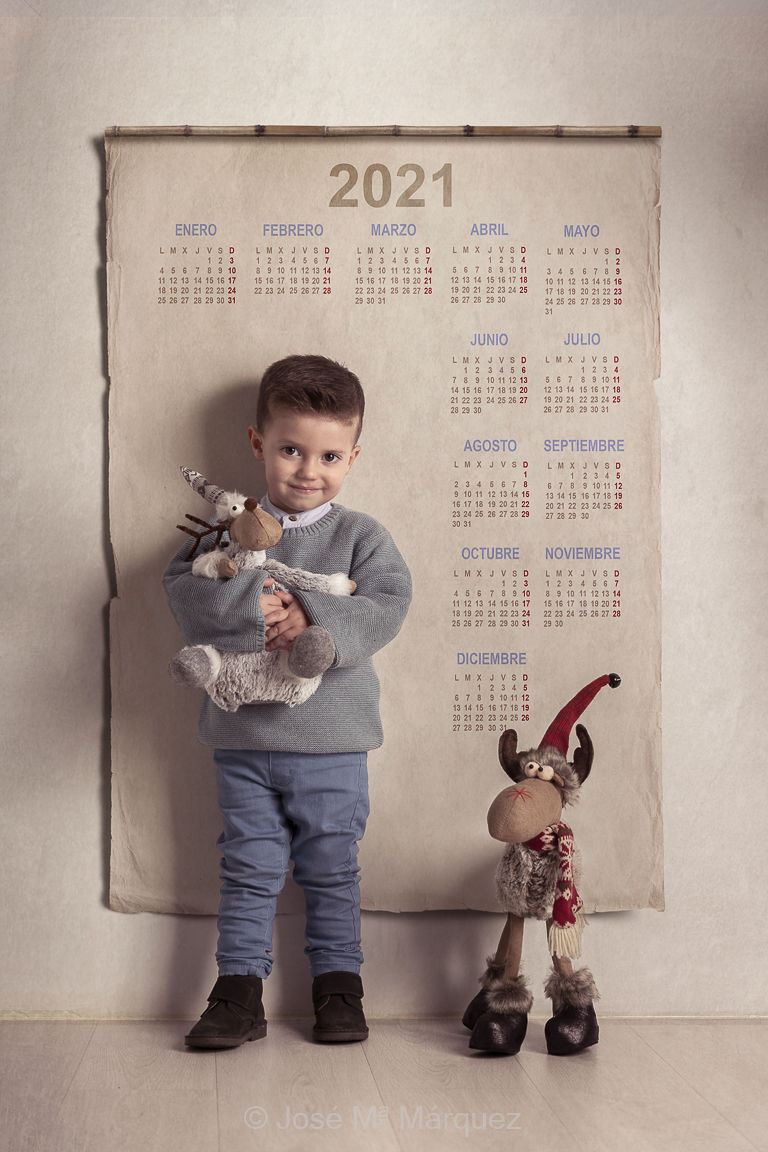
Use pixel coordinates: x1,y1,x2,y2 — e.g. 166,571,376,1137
265,591,310,651
260,579,291,628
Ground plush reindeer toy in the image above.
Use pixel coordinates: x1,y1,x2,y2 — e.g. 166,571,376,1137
169,467,355,711
463,672,621,1057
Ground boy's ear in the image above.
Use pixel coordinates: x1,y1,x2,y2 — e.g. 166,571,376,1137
347,443,362,468
247,426,264,459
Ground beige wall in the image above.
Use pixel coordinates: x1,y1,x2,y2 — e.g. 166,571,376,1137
2,0,766,1018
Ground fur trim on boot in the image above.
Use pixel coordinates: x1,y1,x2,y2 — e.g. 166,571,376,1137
461,957,505,1030
543,966,599,1012
485,973,534,1016
468,973,533,1056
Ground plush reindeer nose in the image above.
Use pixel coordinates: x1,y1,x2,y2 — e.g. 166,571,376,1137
230,505,282,550
487,778,563,844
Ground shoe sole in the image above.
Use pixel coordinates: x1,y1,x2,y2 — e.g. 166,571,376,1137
312,1028,369,1043
545,1035,599,1056
184,1022,268,1049
468,1037,522,1055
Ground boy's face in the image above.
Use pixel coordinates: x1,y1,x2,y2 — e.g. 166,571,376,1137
248,409,361,515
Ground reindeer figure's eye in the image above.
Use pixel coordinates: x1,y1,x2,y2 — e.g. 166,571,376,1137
524,760,555,782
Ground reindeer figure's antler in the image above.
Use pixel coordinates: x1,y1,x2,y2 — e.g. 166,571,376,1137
176,514,232,560
176,467,249,560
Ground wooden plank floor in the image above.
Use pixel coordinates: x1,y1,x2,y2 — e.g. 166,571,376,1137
1,1017,765,1152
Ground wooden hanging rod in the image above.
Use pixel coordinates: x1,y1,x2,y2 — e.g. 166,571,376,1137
105,124,661,139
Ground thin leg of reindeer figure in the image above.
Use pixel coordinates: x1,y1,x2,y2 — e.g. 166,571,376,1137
465,914,533,1055
544,920,599,1056
462,919,506,1031
552,952,574,977
496,913,525,982
462,913,522,1030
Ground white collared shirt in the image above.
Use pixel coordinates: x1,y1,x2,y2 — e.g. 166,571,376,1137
260,493,333,529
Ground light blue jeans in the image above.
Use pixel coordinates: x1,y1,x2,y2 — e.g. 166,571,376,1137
213,748,369,979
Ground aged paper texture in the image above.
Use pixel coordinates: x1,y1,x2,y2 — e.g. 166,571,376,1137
106,133,662,914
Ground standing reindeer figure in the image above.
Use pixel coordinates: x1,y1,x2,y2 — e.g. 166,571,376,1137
169,468,355,711
463,673,621,1056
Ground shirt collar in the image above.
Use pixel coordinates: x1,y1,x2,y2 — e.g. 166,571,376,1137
260,493,333,529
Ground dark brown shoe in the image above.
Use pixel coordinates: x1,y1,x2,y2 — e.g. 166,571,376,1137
543,966,599,1056
545,1002,599,1056
312,971,369,1043
469,1009,528,1055
185,975,267,1049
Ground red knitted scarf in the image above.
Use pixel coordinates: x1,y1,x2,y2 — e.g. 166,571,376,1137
524,820,583,936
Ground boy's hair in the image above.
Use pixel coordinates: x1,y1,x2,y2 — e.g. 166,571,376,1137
256,354,365,441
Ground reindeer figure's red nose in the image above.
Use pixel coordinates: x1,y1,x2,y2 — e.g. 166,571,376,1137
507,784,535,806
487,777,563,845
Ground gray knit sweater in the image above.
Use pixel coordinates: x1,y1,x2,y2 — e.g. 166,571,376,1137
163,504,412,753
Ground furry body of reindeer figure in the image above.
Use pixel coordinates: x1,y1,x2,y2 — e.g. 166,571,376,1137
169,468,355,711
463,673,621,1056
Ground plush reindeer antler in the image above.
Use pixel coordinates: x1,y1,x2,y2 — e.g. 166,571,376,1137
498,729,520,780
176,514,232,560
175,467,250,560
571,723,594,785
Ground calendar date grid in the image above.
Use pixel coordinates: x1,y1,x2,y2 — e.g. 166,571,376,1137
446,351,622,417
452,670,532,735
156,245,237,305
450,456,624,526
448,244,529,306
544,248,623,313
252,244,332,298
448,564,624,632
542,566,623,629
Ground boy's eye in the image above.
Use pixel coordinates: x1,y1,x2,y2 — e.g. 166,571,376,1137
281,446,299,456
322,453,341,463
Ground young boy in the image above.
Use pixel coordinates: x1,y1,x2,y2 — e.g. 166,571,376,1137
163,354,412,1048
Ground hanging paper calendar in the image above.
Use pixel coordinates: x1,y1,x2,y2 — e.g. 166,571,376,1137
106,126,662,915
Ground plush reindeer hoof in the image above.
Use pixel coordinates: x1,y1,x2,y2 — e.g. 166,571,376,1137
462,989,490,1031
469,1010,528,1055
169,645,218,689
287,626,336,679
545,1002,599,1056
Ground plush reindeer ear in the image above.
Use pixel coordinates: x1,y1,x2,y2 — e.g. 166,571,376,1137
571,723,594,785
498,729,521,780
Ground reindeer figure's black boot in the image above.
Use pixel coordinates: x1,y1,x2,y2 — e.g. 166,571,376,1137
468,973,532,1055
461,957,504,1031
544,967,599,1056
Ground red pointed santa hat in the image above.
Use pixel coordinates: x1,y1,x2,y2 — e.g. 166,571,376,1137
540,673,621,756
